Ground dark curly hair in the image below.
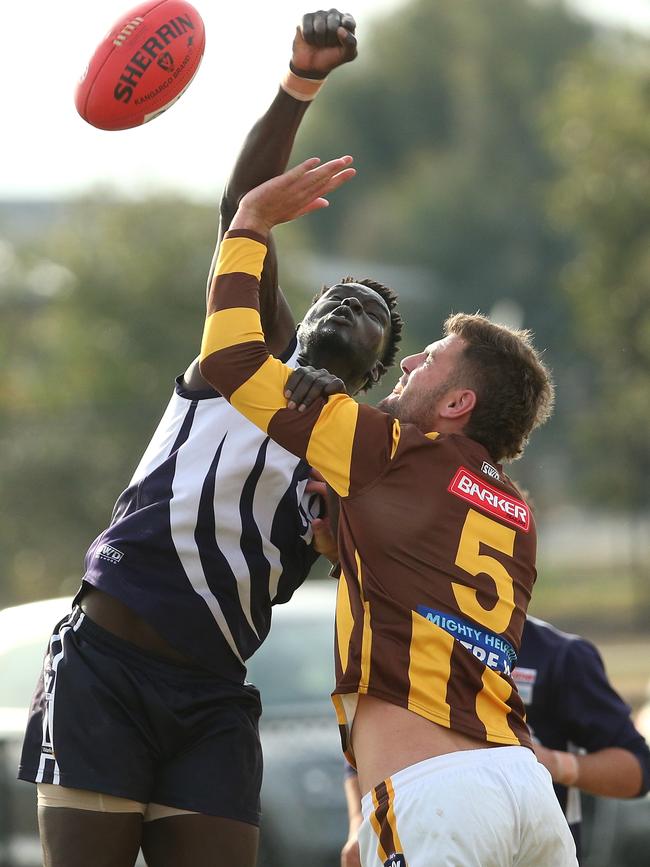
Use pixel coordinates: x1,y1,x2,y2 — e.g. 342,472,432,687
311,277,403,390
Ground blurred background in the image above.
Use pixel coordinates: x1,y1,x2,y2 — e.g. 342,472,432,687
3,0,649,695
1,0,650,864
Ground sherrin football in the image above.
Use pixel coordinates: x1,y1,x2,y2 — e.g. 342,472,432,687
75,0,205,131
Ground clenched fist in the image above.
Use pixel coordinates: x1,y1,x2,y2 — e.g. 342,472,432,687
291,9,358,79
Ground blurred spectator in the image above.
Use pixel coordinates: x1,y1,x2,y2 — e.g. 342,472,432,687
514,616,650,862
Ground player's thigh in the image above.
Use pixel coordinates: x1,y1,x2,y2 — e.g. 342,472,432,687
141,812,259,867
515,761,578,866
358,752,520,867
38,806,142,867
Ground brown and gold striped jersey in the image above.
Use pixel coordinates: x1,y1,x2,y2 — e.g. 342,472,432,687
200,230,535,761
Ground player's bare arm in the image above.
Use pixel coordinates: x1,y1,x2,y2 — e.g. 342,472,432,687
184,10,357,389
216,9,357,317
341,770,363,867
534,743,644,799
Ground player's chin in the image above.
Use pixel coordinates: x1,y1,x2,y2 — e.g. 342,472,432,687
377,392,399,414
311,322,356,352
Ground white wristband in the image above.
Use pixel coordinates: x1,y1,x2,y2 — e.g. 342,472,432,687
280,68,325,102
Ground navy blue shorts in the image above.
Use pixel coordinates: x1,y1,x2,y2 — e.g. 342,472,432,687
18,607,263,825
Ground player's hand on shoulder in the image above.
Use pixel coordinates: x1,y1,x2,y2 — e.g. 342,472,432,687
285,364,346,411
292,9,357,78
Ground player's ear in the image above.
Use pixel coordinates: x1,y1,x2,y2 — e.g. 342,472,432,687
440,388,476,420
368,361,386,386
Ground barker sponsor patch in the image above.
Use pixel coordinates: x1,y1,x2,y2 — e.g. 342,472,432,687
448,467,530,531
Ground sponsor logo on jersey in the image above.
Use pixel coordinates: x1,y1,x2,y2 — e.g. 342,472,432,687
512,666,537,705
448,467,530,531
417,606,517,675
98,544,124,564
384,856,407,867
481,460,500,480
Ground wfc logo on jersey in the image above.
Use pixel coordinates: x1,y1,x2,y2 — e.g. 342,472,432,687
448,467,530,532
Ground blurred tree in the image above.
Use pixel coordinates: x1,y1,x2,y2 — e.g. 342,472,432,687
0,197,336,607
0,196,217,605
294,0,591,331
544,40,650,511
540,33,650,622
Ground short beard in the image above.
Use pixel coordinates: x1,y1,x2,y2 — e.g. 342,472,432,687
377,380,455,432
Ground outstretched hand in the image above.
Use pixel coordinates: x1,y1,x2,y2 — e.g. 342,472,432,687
230,156,356,236
292,9,357,78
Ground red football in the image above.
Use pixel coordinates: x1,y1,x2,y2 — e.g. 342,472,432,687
75,0,205,131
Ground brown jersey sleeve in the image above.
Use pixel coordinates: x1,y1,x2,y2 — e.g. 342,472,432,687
199,229,400,497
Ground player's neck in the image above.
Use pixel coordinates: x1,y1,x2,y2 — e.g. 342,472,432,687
296,349,366,395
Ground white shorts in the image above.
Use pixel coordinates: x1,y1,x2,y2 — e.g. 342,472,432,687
359,746,578,867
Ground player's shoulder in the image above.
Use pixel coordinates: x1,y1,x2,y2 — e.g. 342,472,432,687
420,432,525,496
524,616,596,662
525,616,577,645
417,430,496,463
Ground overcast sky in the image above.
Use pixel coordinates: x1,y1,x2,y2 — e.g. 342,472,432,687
7,0,650,202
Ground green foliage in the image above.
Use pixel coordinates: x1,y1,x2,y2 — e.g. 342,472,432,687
296,0,590,321
543,40,650,508
0,196,216,604
0,196,321,606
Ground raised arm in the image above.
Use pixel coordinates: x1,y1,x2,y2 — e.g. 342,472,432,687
184,10,357,390
198,157,399,497
218,10,358,235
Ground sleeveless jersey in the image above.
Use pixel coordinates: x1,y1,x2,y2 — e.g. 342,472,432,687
81,337,319,679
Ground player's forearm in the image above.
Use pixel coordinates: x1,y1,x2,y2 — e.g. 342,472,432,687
341,771,363,867
541,746,644,798
575,747,644,798
200,231,293,432
221,8,355,216
220,89,311,223
344,772,363,831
